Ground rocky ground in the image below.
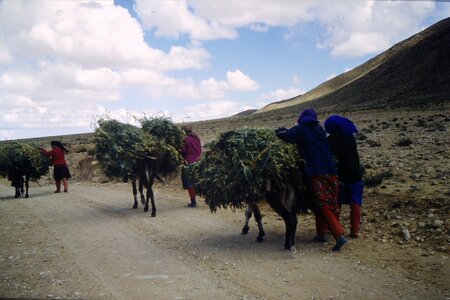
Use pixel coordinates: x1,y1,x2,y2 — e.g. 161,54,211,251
0,106,449,299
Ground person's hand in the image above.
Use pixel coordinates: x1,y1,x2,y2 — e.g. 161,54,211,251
275,127,287,138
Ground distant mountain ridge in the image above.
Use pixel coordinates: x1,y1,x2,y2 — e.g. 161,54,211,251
256,17,450,114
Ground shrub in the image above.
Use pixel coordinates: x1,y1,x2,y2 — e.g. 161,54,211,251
396,138,413,147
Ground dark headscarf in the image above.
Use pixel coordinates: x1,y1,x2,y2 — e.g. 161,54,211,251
51,141,69,153
297,108,318,124
324,115,358,136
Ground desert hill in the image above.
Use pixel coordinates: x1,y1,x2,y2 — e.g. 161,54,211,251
256,17,450,115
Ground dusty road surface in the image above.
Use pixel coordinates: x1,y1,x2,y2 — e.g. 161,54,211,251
0,181,448,300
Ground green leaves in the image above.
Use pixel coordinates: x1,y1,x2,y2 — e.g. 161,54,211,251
190,128,300,212
0,142,51,179
94,116,184,180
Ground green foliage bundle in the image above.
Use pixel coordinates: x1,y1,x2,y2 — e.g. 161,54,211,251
0,142,51,179
190,128,300,212
139,116,184,175
94,117,184,180
140,116,184,151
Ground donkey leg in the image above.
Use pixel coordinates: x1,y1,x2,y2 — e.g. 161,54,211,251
285,213,298,254
24,176,29,198
14,186,20,198
242,204,253,234
139,179,146,205
253,204,265,242
131,179,138,209
147,187,156,217
277,208,298,252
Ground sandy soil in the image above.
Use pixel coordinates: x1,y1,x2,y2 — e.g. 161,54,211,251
0,179,448,300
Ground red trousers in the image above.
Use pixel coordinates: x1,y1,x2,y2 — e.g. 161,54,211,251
311,175,344,239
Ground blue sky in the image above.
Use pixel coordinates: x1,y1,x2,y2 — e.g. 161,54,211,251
0,0,449,140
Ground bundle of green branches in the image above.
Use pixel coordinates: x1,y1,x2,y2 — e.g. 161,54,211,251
140,116,184,151
94,117,183,180
190,128,300,212
0,142,51,179
139,116,184,175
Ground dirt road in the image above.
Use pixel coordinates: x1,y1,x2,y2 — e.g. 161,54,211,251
0,181,448,299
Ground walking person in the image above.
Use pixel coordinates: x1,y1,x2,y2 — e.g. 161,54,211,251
181,124,202,208
324,115,364,238
40,141,71,193
275,108,347,251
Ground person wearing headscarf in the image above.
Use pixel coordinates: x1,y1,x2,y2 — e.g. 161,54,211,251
275,108,347,251
324,115,364,238
181,124,202,208
40,141,71,193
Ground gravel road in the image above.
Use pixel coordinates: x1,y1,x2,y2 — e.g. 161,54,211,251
0,182,447,299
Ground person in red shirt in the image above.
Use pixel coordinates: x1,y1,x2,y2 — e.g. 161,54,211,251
40,141,71,193
181,125,202,207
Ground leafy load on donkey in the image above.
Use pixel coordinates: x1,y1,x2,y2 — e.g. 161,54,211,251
93,117,185,216
190,128,302,211
0,142,51,197
93,117,184,181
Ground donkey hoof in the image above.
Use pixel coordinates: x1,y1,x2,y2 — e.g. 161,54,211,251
256,234,265,242
288,245,297,255
132,204,138,209
241,225,250,234
25,194,29,198
144,206,149,212
151,212,156,217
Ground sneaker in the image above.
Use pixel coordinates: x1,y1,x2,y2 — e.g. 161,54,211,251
313,235,328,243
187,202,197,208
349,232,359,238
332,236,348,252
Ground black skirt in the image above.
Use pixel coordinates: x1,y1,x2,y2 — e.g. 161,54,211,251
54,165,71,180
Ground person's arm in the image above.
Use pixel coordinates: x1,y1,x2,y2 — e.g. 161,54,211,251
275,126,298,144
40,148,53,157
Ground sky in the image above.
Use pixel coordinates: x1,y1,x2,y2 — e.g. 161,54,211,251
0,0,449,140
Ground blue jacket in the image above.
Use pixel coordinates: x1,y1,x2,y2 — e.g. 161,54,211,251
277,122,337,177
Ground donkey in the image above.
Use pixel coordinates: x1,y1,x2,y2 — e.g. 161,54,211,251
241,168,316,254
130,157,164,217
8,170,30,198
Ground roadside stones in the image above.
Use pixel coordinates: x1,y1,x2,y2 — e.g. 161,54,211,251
402,228,411,241
431,220,444,228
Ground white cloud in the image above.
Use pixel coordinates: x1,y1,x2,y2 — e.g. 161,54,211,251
135,0,314,41
0,0,216,139
178,100,248,121
135,0,436,58
226,70,259,91
292,76,301,85
0,72,37,93
120,69,178,87
135,0,237,40
326,73,337,81
313,0,435,57
0,49,13,64
257,86,306,107
0,0,210,71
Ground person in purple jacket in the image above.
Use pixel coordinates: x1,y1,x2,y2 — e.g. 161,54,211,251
181,124,203,207
276,108,347,251
324,115,364,238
